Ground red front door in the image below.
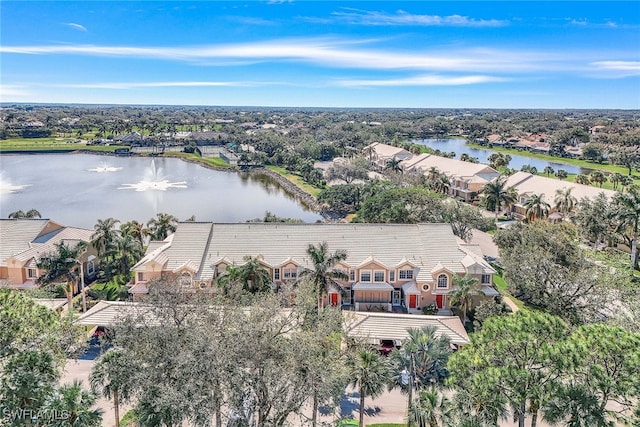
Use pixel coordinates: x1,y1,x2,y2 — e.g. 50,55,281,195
409,294,417,309
435,294,443,309
330,293,339,307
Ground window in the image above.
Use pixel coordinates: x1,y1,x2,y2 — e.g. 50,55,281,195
137,272,144,282
437,274,448,288
374,271,385,282
180,272,192,287
482,274,491,284
349,270,355,281
87,260,95,275
283,268,297,279
389,271,395,282
360,271,371,282
422,283,430,291
399,269,414,280
27,268,36,278
274,268,280,280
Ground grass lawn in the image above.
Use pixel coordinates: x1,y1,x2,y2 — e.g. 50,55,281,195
0,137,127,152
467,142,637,176
493,274,525,310
164,151,232,168
266,165,323,197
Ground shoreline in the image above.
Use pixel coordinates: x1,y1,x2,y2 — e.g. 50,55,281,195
1,149,327,221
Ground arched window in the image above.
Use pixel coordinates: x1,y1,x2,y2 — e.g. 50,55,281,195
180,272,192,288
437,274,448,288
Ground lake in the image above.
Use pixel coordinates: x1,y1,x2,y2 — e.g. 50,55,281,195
0,153,322,228
413,138,588,175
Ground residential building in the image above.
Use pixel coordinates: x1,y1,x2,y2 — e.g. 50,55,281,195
365,142,413,169
130,223,497,314
402,153,500,202
0,219,97,290
504,172,617,218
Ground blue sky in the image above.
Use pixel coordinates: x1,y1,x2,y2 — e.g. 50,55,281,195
1,1,639,108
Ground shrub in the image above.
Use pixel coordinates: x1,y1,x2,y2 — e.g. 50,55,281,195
422,303,438,315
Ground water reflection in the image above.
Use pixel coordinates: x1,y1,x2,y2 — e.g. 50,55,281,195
88,162,123,173
118,160,187,192
0,173,29,195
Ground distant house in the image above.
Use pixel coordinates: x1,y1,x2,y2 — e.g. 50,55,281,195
113,132,143,144
402,154,500,202
130,223,498,315
504,172,617,218
0,219,97,291
365,142,413,169
188,131,228,145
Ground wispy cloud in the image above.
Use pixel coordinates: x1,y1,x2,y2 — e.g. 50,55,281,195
336,74,506,87
64,22,87,32
55,81,255,90
590,61,640,78
0,39,554,73
0,85,31,101
329,8,509,27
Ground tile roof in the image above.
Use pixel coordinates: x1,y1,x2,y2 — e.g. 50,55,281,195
143,223,487,282
403,154,500,181
344,311,470,345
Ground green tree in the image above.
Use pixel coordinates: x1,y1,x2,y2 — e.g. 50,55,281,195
613,187,640,270
590,170,607,187
120,220,147,247
36,241,88,315
44,380,103,427
408,387,451,427
524,193,551,222
609,172,625,191
347,349,391,427
7,208,42,219
355,186,445,224
543,166,555,177
386,157,403,175
442,200,489,242
146,212,178,241
448,311,569,427
555,169,568,180
91,217,120,257
554,187,577,217
449,274,482,323
91,349,137,427
575,174,591,185
574,193,615,249
481,176,518,222
299,241,348,309
218,255,273,296
389,326,451,423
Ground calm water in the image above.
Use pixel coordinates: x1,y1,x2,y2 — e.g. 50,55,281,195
413,138,589,175
0,154,321,228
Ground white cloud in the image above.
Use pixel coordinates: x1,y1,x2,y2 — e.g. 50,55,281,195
330,9,509,27
64,22,87,32
54,81,254,89
336,74,506,87
590,61,640,77
0,85,31,101
0,39,553,74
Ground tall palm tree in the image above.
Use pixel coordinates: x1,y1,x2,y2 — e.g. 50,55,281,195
589,171,607,188
390,326,452,423
555,169,568,180
36,241,87,316
147,213,178,240
91,349,135,427
299,242,348,309
8,208,42,219
481,176,518,222
575,174,591,185
524,193,551,222
92,217,120,257
543,166,555,177
426,167,441,184
44,379,103,427
554,187,577,217
347,349,391,427
112,233,144,278
386,158,403,175
614,187,640,270
408,387,451,427
610,173,625,191
431,173,451,195
237,255,273,293
449,275,482,323
120,220,148,247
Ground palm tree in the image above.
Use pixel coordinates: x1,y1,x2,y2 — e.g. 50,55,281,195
589,171,607,188
120,220,148,247
112,233,144,278
543,166,555,177
386,158,403,175
449,275,482,323
44,379,103,426
614,187,640,270
347,349,391,427
610,173,625,191
431,173,451,195
299,242,348,309
92,217,120,257
36,241,87,316
481,176,518,222
8,208,42,219
390,326,452,423
575,174,591,185
409,387,451,427
218,256,272,295
554,187,577,217
147,213,178,240
426,167,441,183
91,349,135,427
524,193,551,222
555,169,568,180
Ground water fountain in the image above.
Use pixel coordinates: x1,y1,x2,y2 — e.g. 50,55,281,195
118,159,187,192
88,162,123,173
0,173,29,195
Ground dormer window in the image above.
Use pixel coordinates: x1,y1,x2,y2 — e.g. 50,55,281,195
437,274,448,288
274,268,280,280
180,272,192,287
482,274,491,284
399,269,413,280
283,268,297,279
374,271,385,282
